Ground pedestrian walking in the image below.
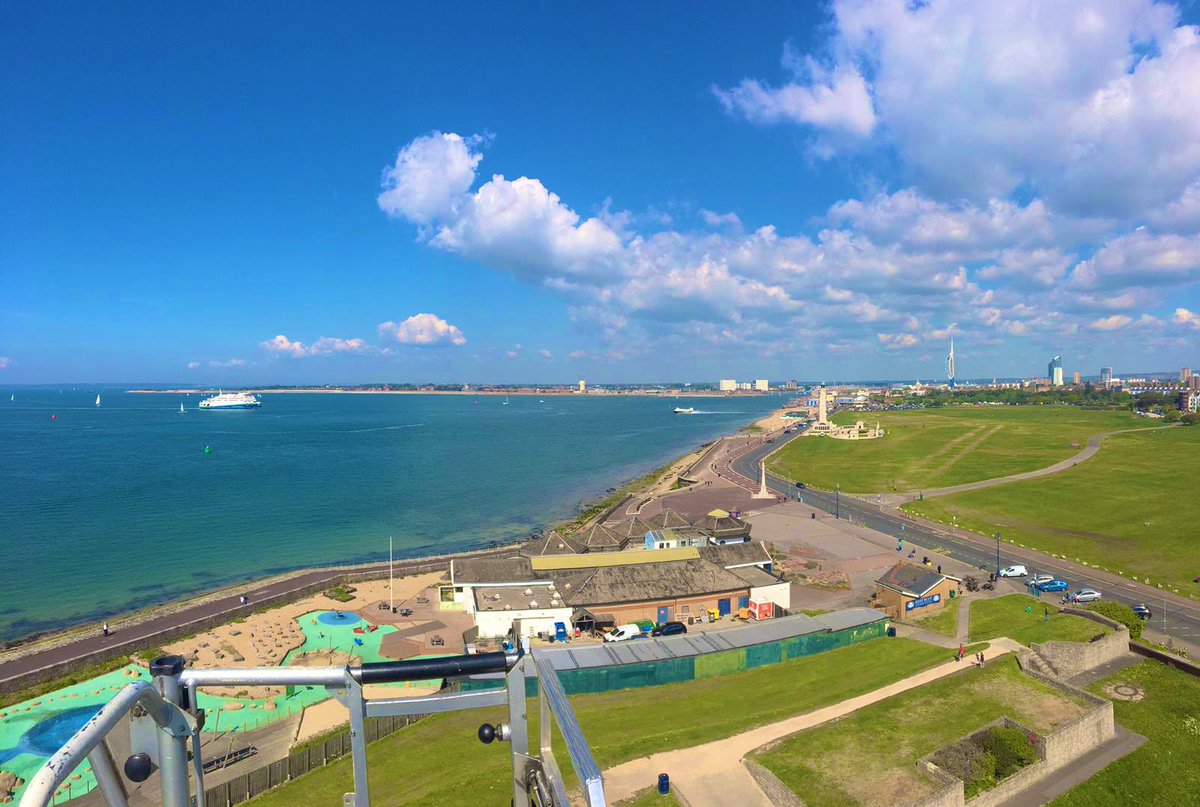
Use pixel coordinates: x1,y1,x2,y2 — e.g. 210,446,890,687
957,643,964,662
937,564,942,574
240,594,248,606
1044,607,1049,622
979,651,986,667
102,622,109,637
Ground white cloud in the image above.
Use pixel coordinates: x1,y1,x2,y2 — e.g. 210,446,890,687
0,356,11,370
1069,231,1200,289
538,349,552,359
568,349,588,359
260,334,309,357
186,361,200,369
505,350,519,359
713,43,877,146
1088,315,1133,331
1174,307,1200,330
700,209,743,229
377,132,484,224
377,314,466,346
877,332,919,349
310,337,368,355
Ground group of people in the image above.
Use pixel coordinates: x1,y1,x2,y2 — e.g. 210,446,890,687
956,643,986,667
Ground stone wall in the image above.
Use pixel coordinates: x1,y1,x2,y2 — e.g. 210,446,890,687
1031,623,1127,679
743,760,808,807
910,760,963,807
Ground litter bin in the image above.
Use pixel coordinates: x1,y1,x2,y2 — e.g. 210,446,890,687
886,626,897,637
658,773,670,795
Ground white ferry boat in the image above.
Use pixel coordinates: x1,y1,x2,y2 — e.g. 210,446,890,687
673,406,696,414
198,391,261,410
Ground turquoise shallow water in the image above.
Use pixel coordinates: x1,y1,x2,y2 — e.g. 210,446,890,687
0,389,780,642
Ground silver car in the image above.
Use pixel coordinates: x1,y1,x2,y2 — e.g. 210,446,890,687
1070,589,1102,604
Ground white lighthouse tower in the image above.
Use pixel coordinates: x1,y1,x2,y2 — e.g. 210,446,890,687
947,339,956,388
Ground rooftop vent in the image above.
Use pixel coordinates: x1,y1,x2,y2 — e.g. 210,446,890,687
524,588,533,596
530,600,539,608
504,604,512,611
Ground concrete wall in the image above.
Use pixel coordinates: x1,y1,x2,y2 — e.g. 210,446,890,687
599,590,750,625
743,760,808,807
752,581,791,610
910,760,964,807
473,607,572,639
1031,622,1127,679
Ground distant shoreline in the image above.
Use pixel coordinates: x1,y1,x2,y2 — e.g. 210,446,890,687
127,388,772,398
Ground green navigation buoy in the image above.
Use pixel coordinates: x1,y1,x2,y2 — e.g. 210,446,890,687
204,445,212,455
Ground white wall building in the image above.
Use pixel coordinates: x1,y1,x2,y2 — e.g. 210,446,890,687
754,379,769,391
718,379,737,391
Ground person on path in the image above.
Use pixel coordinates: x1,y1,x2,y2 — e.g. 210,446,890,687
240,595,248,606
102,622,109,637
979,651,986,667
1044,607,1049,622
957,643,964,662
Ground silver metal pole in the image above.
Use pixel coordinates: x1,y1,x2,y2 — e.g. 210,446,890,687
508,647,530,807
85,741,128,807
389,536,394,613
334,672,371,807
150,657,191,807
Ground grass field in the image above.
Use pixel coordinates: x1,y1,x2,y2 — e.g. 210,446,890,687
968,595,1104,645
1052,660,1200,805
768,406,1136,493
754,657,1087,806
910,595,960,638
905,427,1200,597
246,638,952,806
618,787,681,806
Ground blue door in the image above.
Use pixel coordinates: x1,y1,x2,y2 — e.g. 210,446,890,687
738,596,750,609
656,606,669,625
717,598,731,616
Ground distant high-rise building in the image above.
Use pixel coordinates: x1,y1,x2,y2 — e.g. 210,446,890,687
1101,367,1113,386
754,379,769,392
578,380,586,394
1073,371,1080,385
785,380,798,390
1182,368,1193,383
946,339,956,388
1048,356,1063,387
718,379,737,392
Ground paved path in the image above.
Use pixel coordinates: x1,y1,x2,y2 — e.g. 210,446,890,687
601,638,1023,806
878,424,1176,506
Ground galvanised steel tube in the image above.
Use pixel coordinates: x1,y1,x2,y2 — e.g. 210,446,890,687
181,666,348,688
354,651,516,684
19,681,172,807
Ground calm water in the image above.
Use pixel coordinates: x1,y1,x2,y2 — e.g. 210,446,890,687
0,389,780,641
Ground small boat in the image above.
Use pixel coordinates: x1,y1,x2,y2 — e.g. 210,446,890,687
502,395,509,405
95,394,101,407
673,407,696,415
179,401,186,414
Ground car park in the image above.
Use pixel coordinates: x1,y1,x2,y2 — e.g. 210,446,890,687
1069,589,1103,604
651,621,687,637
998,565,1028,577
1036,578,1069,592
1132,603,1152,620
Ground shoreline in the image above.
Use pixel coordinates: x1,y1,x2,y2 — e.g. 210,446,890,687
0,404,780,675
127,388,772,397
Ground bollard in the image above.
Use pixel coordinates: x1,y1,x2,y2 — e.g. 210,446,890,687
658,773,670,795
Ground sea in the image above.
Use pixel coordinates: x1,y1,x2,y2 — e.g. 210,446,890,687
0,388,782,643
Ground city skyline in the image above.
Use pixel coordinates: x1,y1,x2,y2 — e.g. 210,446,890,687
3,1,1200,384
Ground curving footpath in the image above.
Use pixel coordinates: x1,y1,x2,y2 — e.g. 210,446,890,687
601,638,1023,806
876,424,1177,506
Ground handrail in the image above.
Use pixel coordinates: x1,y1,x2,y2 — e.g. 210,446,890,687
19,681,180,807
179,650,518,689
534,655,606,806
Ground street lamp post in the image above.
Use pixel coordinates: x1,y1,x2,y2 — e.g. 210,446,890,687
836,483,841,520
994,532,1002,577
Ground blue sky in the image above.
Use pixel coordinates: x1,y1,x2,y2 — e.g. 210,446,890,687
3,1,1200,384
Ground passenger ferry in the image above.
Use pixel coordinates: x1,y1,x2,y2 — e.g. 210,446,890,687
673,406,696,415
198,391,262,409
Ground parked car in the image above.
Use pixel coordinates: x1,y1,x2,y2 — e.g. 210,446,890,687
1036,578,1070,592
1131,603,1152,620
998,565,1028,578
1069,589,1103,604
651,621,688,637
604,624,643,642
1027,574,1055,588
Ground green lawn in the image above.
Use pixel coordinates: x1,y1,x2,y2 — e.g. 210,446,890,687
1052,660,1200,805
968,594,1105,645
905,427,1200,597
754,658,1088,806
768,406,1136,493
617,787,681,806
247,638,952,807
910,595,960,638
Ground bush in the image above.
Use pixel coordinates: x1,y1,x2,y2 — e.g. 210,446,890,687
931,739,996,790
1085,601,1144,640
980,727,1038,777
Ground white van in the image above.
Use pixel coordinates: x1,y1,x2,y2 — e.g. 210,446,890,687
604,624,643,642
998,565,1028,578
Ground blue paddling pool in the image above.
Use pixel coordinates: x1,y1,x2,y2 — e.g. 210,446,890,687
316,611,361,627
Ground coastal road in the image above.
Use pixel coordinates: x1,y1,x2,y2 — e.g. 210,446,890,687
730,431,1200,652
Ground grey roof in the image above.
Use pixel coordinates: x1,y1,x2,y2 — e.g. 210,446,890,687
876,563,947,597
473,585,569,613
694,512,752,538
607,517,653,543
576,522,624,552
811,608,888,632
730,566,783,588
647,509,692,530
520,530,582,557
700,542,773,568
559,558,749,606
452,557,538,584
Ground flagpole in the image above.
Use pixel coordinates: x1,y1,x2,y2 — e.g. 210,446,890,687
389,536,394,613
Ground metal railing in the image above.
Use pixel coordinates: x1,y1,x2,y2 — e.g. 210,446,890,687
18,643,606,807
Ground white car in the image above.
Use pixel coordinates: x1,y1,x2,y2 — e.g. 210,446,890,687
1070,589,1102,604
1027,574,1054,588
603,624,643,642
998,565,1028,578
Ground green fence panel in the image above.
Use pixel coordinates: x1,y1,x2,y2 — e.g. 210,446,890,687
744,641,783,669
693,648,746,679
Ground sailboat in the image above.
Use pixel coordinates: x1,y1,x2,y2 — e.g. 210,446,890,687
179,401,186,414
502,395,509,405
95,394,101,407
